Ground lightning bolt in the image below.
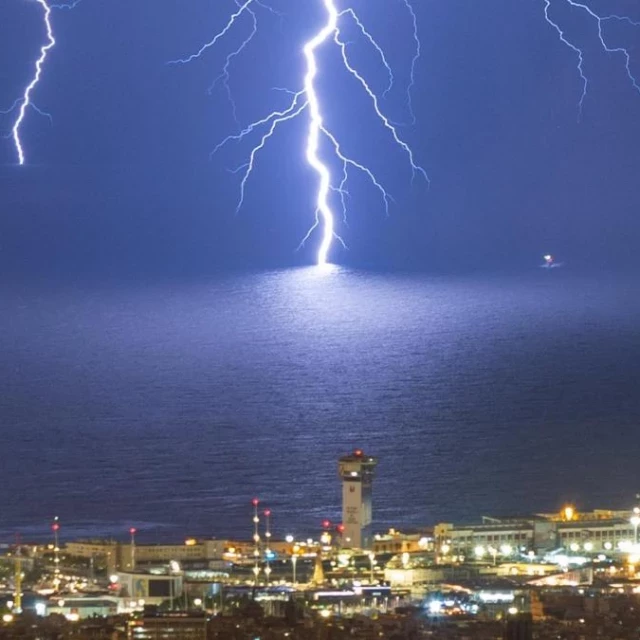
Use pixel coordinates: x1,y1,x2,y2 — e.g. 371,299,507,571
543,0,640,118
401,0,420,125
2,0,82,165
170,0,427,266
6,0,55,165
204,2,281,125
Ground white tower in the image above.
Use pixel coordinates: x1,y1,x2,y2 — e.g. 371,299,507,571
338,449,378,549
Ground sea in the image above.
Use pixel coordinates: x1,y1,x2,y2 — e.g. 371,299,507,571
1,267,639,543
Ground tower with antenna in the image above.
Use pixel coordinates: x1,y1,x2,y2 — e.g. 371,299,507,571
338,449,378,549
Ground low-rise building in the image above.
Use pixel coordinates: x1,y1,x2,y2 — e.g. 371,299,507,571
46,595,121,619
114,569,183,606
64,538,296,571
434,506,640,556
373,529,433,555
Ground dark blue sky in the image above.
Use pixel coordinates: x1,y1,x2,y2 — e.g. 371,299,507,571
1,0,640,277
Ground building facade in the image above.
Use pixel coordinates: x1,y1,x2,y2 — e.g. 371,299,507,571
434,508,639,556
373,529,433,555
115,570,183,605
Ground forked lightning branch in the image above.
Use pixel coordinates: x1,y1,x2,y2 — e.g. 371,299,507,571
169,0,427,266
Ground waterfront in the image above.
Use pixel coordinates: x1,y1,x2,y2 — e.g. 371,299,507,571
1,269,639,538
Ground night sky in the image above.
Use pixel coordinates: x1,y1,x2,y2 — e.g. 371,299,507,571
1,0,640,278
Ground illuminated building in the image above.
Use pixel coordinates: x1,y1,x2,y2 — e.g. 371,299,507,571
113,568,183,606
434,507,640,555
46,596,120,620
64,538,293,571
338,449,378,549
373,529,433,555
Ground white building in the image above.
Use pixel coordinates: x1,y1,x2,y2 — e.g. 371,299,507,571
46,596,121,619
114,569,183,606
434,508,640,555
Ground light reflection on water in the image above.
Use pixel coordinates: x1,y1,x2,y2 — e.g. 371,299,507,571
0,269,639,539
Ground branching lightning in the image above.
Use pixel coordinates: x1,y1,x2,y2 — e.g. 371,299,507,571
170,0,427,266
6,0,55,165
1,0,82,165
543,0,640,118
401,0,420,125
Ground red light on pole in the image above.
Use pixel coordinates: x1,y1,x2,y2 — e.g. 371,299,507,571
322,520,331,530
51,523,60,532
336,524,345,534
129,527,137,570
264,509,271,517
252,498,259,506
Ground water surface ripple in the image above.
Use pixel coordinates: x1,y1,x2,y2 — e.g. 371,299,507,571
1,268,638,540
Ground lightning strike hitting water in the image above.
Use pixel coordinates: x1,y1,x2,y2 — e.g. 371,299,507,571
543,0,640,117
171,0,427,266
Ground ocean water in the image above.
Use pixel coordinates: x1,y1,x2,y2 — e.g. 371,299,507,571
1,268,639,542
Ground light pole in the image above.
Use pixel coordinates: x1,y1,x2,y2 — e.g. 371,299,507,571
630,515,640,545
129,528,137,571
368,552,376,584
252,498,260,585
263,509,272,585
13,540,22,614
52,517,61,593
292,544,299,586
